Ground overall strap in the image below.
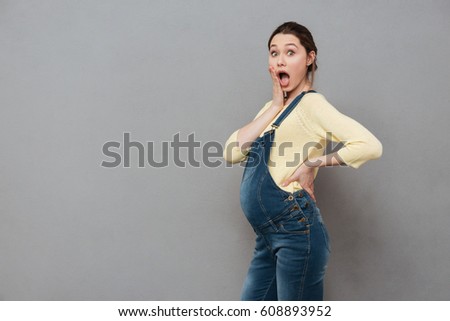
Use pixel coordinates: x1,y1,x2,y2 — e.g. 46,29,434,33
271,90,316,129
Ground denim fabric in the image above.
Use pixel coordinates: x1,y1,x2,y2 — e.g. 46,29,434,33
239,91,330,301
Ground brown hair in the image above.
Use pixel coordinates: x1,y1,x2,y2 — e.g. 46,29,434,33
268,22,318,86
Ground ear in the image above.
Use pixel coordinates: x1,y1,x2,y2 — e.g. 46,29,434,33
307,51,316,66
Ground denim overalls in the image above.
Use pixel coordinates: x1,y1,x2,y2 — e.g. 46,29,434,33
240,91,331,301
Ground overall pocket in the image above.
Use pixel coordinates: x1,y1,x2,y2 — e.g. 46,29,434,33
277,211,310,235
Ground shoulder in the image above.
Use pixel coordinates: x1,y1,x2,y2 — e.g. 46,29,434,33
301,92,331,108
297,92,340,118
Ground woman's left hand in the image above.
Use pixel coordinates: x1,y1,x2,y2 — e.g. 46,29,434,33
281,163,317,202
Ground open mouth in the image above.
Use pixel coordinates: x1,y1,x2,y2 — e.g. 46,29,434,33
278,72,290,87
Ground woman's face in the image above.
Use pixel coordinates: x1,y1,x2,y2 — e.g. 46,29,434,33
269,33,314,94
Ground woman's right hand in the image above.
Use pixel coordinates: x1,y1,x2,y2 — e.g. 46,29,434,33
234,66,287,150
269,66,284,109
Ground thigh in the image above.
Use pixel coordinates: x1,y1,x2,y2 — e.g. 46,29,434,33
301,217,330,300
241,235,278,301
274,216,329,300
274,232,310,301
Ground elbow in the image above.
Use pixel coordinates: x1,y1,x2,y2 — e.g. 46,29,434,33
368,138,383,160
222,142,247,164
340,138,383,169
223,155,246,165
222,148,235,164
357,138,382,163
222,153,239,165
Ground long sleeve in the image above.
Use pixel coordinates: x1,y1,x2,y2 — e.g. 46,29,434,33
223,102,272,164
300,94,383,169
223,129,248,164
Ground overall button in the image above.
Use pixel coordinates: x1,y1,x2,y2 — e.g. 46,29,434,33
287,195,294,201
292,204,299,211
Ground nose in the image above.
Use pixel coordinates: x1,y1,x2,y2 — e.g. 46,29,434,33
277,54,286,67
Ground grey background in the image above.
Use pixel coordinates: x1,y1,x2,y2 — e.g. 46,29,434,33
1,0,449,300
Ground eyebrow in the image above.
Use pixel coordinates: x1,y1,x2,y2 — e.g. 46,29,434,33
270,43,299,49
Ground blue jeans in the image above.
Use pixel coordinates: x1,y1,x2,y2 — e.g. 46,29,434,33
240,191,331,301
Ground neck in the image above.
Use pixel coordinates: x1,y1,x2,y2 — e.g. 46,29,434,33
284,78,311,105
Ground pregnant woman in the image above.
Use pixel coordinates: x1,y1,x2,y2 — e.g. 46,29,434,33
223,21,382,300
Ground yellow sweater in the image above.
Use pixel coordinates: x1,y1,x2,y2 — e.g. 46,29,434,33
223,92,383,193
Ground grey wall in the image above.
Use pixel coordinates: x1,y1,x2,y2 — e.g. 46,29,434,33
1,0,449,300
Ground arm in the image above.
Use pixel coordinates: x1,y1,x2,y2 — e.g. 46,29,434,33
281,151,344,201
223,67,285,164
282,95,383,200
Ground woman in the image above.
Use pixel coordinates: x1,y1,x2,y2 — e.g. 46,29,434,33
223,22,382,301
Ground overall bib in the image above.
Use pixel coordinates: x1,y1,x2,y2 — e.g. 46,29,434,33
240,91,331,301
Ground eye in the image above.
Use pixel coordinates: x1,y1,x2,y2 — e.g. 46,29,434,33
287,50,295,56
270,51,278,57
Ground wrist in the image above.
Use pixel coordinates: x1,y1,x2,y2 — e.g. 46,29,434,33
303,158,321,168
269,103,283,112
